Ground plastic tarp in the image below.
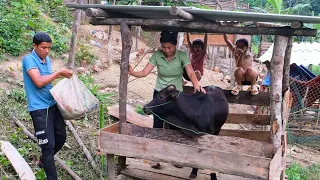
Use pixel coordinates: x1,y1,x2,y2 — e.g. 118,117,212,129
258,42,320,66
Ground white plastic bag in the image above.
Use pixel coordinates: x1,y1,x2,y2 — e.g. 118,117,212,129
50,75,99,120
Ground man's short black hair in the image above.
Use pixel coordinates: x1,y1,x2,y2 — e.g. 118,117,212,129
236,38,249,48
33,32,52,45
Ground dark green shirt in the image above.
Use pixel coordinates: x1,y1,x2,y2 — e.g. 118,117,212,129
149,50,190,91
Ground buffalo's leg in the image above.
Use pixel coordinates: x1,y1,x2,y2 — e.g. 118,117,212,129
189,168,198,178
210,172,217,180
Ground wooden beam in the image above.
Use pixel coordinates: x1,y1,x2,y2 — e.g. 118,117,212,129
107,154,116,179
89,18,317,36
270,35,288,153
219,129,271,143
269,146,284,180
282,37,293,94
120,123,273,157
99,131,271,179
85,8,133,18
183,86,270,106
170,6,194,20
227,113,270,125
118,21,132,172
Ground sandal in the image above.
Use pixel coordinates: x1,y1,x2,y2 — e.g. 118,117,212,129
251,85,259,96
231,85,242,96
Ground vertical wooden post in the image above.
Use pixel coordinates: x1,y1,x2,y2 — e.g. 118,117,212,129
107,154,115,179
282,37,293,94
68,0,83,69
270,35,288,153
135,0,142,51
117,21,132,173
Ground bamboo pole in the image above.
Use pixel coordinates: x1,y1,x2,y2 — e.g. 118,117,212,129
169,6,194,20
10,114,82,180
270,35,288,153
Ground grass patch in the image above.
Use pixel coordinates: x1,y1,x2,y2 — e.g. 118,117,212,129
286,162,320,180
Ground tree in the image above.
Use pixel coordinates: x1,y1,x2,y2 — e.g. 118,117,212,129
310,0,320,16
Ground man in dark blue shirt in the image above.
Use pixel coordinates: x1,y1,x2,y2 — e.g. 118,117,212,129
22,32,72,180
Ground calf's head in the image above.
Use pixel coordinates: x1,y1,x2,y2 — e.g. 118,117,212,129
143,85,179,115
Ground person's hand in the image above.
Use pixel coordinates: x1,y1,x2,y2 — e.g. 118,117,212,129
234,48,244,56
128,65,133,75
59,68,73,78
194,85,206,94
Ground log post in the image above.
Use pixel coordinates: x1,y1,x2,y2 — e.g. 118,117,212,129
117,21,132,173
68,0,83,69
282,37,293,94
86,8,109,17
270,35,288,153
170,6,194,20
135,0,142,51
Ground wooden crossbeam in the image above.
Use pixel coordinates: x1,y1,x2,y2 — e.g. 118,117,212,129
90,18,317,36
183,86,270,106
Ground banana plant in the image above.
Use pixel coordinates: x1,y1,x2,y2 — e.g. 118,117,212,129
267,0,283,14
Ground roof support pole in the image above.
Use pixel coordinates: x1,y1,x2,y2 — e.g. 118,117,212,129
117,21,132,174
90,18,317,36
282,37,293,94
270,35,288,153
170,6,194,20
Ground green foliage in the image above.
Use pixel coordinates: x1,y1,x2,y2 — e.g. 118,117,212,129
310,0,320,16
267,0,283,14
0,0,71,58
39,0,73,27
286,162,320,180
6,88,26,103
135,105,145,115
241,0,268,8
79,73,115,105
75,44,98,66
312,65,320,76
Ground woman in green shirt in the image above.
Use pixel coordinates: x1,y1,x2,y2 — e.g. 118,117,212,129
129,30,205,129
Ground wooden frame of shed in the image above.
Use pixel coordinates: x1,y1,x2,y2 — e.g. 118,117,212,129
67,4,320,179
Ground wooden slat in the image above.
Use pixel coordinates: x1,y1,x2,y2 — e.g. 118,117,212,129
269,146,283,180
99,131,270,179
219,129,271,143
122,168,187,180
183,86,270,106
0,141,36,180
121,123,273,158
226,113,270,125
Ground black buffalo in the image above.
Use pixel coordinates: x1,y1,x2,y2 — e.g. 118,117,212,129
143,85,229,179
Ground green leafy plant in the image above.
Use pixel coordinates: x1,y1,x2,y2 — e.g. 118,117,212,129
6,89,26,103
135,106,145,115
75,44,98,66
286,162,320,180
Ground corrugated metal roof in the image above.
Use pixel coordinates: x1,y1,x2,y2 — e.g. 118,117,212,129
67,4,320,24
259,42,320,66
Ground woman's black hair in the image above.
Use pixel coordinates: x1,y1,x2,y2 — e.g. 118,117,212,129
160,30,178,45
236,38,249,48
192,38,204,48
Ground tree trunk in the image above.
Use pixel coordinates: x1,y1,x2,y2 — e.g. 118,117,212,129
117,21,132,173
282,37,293,94
106,0,116,66
68,0,84,69
270,35,288,153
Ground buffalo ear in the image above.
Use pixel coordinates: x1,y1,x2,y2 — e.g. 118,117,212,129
167,85,176,92
171,91,178,100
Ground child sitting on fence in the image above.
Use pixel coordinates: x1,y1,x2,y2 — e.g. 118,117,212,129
183,33,208,85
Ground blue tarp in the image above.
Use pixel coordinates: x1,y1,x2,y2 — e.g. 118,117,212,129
262,63,316,86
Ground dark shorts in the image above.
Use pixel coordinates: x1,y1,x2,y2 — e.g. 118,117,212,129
241,75,258,85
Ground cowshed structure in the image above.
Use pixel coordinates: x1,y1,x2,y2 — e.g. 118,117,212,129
67,4,320,180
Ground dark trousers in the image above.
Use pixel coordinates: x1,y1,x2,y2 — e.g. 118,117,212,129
152,90,179,130
30,105,66,180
